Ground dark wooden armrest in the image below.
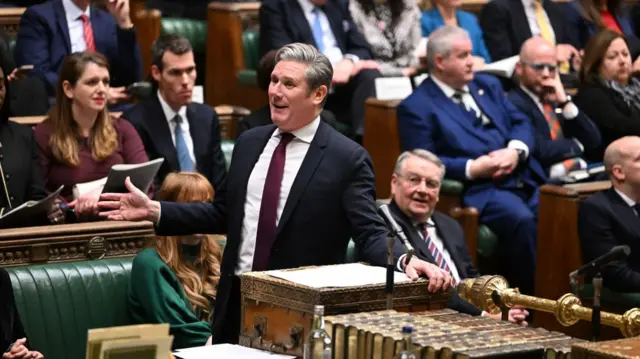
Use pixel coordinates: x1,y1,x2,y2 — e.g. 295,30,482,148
449,206,479,266
214,104,251,116
10,116,46,127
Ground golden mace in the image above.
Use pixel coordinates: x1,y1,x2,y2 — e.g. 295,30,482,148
457,275,640,338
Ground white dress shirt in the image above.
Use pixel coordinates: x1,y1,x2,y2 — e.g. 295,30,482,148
62,0,91,53
235,117,321,275
519,85,586,178
615,188,638,215
417,219,462,283
297,0,359,65
157,91,197,166
430,75,530,179
521,0,556,45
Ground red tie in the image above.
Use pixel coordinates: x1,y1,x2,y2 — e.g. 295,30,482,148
79,14,96,52
252,133,294,271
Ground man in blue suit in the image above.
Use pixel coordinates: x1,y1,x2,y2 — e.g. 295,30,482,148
15,0,142,101
509,37,601,180
397,26,547,295
122,34,227,193
98,43,452,344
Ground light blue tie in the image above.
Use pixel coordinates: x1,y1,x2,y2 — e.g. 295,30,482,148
311,8,325,53
173,114,194,172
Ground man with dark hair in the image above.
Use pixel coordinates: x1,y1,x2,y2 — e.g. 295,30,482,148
122,33,227,191
237,50,337,137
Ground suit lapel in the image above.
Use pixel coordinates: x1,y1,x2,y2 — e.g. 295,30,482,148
510,0,533,44
146,96,180,170
323,2,346,50
90,9,107,53
389,201,435,263
432,212,466,278
607,189,640,238
468,81,510,139
290,0,316,47
514,88,555,139
53,0,72,53
276,121,328,236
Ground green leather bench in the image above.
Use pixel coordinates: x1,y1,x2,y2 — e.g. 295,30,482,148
160,18,207,85
238,29,260,87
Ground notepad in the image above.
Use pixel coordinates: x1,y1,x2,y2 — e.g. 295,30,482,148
0,185,64,228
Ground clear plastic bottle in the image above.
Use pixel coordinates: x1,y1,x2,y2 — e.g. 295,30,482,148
395,326,417,359
303,305,332,359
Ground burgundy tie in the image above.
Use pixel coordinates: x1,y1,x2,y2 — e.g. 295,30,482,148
252,132,294,271
79,14,96,52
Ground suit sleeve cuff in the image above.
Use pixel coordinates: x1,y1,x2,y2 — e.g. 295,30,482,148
465,159,474,180
573,138,584,152
397,254,407,271
562,102,579,119
508,140,529,159
549,162,567,178
344,54,360,64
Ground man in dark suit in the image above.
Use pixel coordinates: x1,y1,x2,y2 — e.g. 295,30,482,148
15,0,142,101
237,49,338,138
479,0,578,63
98,43,452,344
122,34,227,192
579,136,640,292
388,149,530,323
398,26,548,295
509,37,601,179
259,0,381,140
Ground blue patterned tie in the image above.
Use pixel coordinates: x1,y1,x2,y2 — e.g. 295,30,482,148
311,8,325,53
173,114,194,172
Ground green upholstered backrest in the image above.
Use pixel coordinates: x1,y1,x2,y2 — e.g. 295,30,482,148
242,30,260,71
582,284,640,308
160,18,207,55
7,258,134,359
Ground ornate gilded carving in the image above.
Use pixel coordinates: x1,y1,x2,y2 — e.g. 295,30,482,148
87,236,107,260
458,276,640,338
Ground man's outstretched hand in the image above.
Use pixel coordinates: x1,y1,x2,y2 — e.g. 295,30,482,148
98,177,160,222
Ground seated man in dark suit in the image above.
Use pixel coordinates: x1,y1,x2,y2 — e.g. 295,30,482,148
237,49,337,138
15,0,142,102
509,37,601,180
388,149,530,323
259,0,381,140
579,136,640,292
99,43,451,344
122,34,227,192
479,0,578,64
398,26,548,295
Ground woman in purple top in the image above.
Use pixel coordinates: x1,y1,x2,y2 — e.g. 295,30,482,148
34,51,149,221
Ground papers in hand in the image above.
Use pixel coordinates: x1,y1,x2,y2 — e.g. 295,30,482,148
73,158,164,198
267,263,411,288
0,185,63,228
479,55,520,78
174,344,295,359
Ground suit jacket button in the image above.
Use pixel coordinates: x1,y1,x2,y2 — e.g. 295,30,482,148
517,181,524,188
5,174,9,180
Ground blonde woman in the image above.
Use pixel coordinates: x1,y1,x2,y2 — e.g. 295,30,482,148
127,172,222,349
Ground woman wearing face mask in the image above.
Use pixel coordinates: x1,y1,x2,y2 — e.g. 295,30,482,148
34,51,149,221
575,29,640,160
127,172,221,350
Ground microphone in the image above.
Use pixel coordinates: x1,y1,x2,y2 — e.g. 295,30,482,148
570,245,631,279
377,204,415,264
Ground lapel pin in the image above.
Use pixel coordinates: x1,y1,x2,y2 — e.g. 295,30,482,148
478,89,484,96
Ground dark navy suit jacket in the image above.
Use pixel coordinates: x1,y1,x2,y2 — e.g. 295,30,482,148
507,87,601,170
156,120,405,343
15,0,142,95
122,95,227,192
397,74,547,213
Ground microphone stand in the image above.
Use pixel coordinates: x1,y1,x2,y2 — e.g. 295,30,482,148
592,272,603,342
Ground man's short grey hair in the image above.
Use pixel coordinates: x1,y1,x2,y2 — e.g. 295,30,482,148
394,149,446,181
275,43,333,105
426,26,470,70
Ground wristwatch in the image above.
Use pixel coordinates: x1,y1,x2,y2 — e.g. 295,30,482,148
559,95,572,108
516,148,526,162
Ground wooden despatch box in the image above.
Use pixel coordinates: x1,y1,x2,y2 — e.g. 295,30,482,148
239,265,450,357
572,337,640,359
0,221,155,267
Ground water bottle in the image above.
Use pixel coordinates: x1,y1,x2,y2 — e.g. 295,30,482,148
303,305,332,359
395,326,417,359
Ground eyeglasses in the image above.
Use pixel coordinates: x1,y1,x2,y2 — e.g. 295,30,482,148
522,62,557,73
398,174,440,190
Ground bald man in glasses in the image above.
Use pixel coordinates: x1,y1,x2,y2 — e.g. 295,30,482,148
508,37,601,180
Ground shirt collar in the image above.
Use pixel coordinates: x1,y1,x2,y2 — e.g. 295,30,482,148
521,0,542,8
273,116,321,144
413,217,435,228
431,75,469,99
63,0,91,23
520,85,544,107
157,90,188,126
297,0,316,14
615,188,637,207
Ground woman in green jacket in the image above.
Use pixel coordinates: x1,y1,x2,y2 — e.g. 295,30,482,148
127,172,222,349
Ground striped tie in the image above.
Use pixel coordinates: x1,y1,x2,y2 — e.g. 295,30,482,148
79,14,95,52
419,223,454,278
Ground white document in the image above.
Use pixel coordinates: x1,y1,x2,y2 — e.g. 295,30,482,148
267,263,411,288
174,344,295,359
479,55,520,78
375,77,414,100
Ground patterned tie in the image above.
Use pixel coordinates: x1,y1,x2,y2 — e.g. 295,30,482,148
311,8,325,53
173,115,194,172
542,104,581,171
252,133,295,271
79,14,95,52
418,223,454,281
